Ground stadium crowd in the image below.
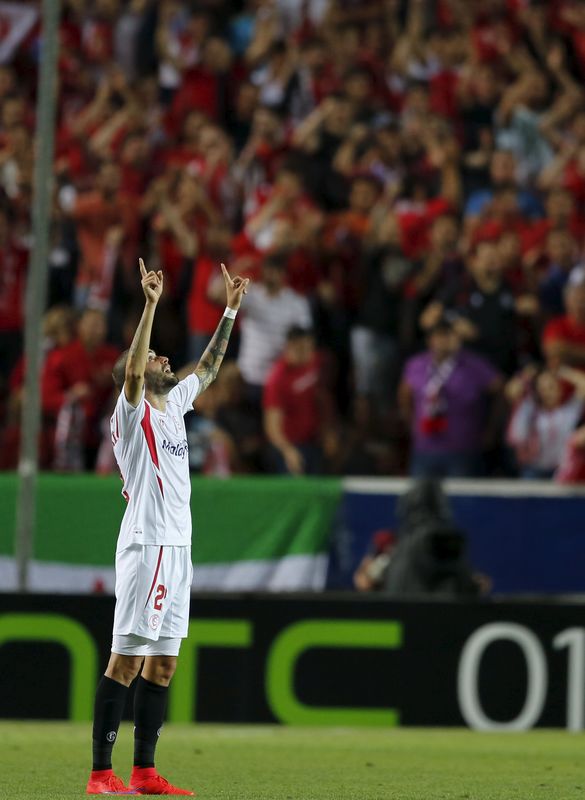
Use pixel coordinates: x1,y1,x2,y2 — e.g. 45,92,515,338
4,0,585,479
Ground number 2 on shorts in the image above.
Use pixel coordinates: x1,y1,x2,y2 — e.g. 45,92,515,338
154,584,167,610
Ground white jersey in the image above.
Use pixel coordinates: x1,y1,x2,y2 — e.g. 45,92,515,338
110,374,200,549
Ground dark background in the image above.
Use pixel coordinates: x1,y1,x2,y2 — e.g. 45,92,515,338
0,594,581,727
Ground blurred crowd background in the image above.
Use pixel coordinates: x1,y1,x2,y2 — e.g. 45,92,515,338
5,0,585,479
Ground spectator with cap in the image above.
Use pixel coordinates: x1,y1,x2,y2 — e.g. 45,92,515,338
399,318,503,478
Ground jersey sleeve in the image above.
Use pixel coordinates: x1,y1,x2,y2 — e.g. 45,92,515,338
167,373,201,415
112,385,146,439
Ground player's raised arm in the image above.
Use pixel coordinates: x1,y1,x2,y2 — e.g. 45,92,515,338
194,263,249,394
124,258,163,406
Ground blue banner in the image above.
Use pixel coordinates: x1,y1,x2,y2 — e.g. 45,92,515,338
330,480,585,594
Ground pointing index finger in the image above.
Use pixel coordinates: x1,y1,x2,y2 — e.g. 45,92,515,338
139,258,147,277
221,262,232,283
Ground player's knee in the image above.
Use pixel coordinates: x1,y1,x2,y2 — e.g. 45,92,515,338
154,658,177,685
144,656,177,686
106,655,143,686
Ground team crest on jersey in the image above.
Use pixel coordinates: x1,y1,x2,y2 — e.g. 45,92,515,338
149,614,160,630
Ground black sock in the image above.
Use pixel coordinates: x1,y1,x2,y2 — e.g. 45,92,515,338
92,675,129,771
133,677,169,768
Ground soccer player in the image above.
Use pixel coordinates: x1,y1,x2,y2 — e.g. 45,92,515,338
86,258,249,796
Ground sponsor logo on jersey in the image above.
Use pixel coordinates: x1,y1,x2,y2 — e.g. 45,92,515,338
161,438,189,459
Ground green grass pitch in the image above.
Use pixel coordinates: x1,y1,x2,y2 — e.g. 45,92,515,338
2,722,583,799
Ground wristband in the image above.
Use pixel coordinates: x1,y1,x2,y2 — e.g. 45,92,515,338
223,306,238,319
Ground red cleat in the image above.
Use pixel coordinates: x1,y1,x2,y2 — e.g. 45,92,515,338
87,769,139,794
129,767,195,795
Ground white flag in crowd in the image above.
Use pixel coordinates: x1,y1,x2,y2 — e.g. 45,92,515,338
0,2,38,65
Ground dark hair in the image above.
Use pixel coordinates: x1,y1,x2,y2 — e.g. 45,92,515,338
492,182,517,197
112,349,130,390
1,92,23,105
256,103,286,121
269,39,288,58
427,318,454,337
336,22,360,36
263,252,288,271
327,90,349,104
286,325,314,342
351,172,383,192
301,35,325,51
277,156,306,182
344,65,373,83
405,79,429,94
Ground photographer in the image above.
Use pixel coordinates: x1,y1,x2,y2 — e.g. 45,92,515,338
383,480,488,598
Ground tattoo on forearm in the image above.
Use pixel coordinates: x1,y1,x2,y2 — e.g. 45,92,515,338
194,316,234,392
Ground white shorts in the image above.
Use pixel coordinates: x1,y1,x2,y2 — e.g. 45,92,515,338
112,633,182,657
112,544,192,643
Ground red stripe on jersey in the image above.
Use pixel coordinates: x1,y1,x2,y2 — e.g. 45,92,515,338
140,403,164,498
144,546,163,608
140,403,160,468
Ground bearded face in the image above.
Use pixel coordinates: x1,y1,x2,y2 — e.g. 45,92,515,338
145,370,179,394
144,354,179,395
